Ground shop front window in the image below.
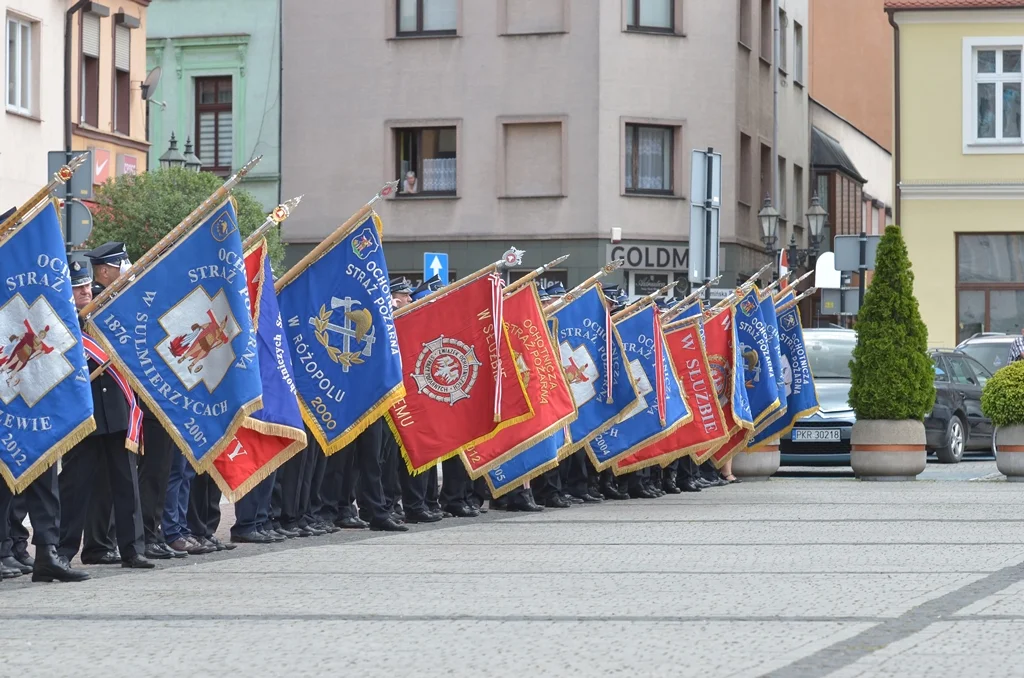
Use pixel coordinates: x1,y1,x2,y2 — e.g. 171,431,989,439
957,234,1024,342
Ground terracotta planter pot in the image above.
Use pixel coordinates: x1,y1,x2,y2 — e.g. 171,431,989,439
851,420,926,481
732,438,780,481
995,425,1024,482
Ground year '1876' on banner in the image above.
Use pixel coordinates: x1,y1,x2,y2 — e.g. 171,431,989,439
86,199,263,471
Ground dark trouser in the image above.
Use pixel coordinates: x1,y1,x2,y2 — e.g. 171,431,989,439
561,450,590,497
232,471,276,536
440,456,471,510
58,434,145,561
274,441,310,530
138,417,176,545
679,456,699,480
381,432,403,513
302,444,327,527
0,493,30,558
314,443,350,524
351,419,390,525
187,472,222,540
82,467,116,559
699,460,719,480
532,467,564,503
626,468,650,492
425,466,441,513
400,463,429,514
0,465,60,549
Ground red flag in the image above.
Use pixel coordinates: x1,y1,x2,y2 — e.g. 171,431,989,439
461,285,575,478
705,307,754,468
388,274,533,474
206,240,307,501
615,317,730,474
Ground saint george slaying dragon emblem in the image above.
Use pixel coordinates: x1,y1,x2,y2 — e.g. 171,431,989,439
411,335,481,406
156,288,241,392
0,296,78,407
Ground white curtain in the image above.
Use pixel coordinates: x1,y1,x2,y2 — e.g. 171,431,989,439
634,127,671,191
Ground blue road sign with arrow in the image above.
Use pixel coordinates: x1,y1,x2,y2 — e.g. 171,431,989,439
423,252,448,285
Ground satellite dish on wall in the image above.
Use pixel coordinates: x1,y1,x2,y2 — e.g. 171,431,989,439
141,67,162,101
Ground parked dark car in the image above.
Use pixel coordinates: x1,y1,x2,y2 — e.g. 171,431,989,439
781,328,994,466
956,333,1017,375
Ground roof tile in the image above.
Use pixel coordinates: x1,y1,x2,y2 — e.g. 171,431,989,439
886,0,1024,10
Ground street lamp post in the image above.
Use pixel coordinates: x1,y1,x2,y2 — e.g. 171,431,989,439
785,192,830,271
159,133,187,170
758,194,781,277
183,136,203,172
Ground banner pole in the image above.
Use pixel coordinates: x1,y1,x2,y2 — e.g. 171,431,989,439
393,246,525,318
543,259,624,317
503,254,570,295
242,195,303,251
0,153,89,241
80,155,263,320
611,280,680,321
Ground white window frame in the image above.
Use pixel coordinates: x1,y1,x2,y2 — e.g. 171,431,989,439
962,36,1024,155
6,15,33,115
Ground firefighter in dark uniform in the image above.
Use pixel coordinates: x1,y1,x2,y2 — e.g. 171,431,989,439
56,261,153,569
81,242,187,560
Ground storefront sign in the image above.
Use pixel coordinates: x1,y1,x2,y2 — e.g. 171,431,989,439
93,148,111,185
509,269,568,291
118,154,138,176
606,243,687,271
632,272,670,296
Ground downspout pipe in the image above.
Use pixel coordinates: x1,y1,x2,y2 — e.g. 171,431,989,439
887,9,901,225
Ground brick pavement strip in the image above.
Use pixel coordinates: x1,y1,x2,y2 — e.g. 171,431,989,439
2,466,1024,677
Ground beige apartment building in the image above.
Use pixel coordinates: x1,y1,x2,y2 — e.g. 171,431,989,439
282,0,810,295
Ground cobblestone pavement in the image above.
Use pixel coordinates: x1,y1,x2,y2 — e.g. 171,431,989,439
3,461,1023,678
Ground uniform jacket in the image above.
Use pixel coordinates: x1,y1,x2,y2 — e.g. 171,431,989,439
84,283,131,436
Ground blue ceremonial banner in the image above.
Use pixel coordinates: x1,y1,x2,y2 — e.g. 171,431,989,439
485,427,566,499
728,308,754,429
0,201,95,492
674,302,704,322
549,285,639,463
756,291,787,433
86,200,263,472
733,288,780,428
277,214,406,454
749,293,820,448
588,305,691,469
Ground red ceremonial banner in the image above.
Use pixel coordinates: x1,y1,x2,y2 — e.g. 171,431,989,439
388,274,534,474
615,317,729,474
207,240,307,501
706,306,754,468
461,284,576,478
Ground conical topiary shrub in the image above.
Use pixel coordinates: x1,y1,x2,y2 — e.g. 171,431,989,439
982,361,1024,480
848,225,935,480
849,225,935,420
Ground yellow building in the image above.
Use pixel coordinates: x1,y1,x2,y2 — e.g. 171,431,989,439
69,0,151,188
887,0,1024,348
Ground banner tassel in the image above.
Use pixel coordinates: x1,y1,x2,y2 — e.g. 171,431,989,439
490,272,507,423
604,296,614,405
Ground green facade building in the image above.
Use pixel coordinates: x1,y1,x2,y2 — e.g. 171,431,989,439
146,0,281,210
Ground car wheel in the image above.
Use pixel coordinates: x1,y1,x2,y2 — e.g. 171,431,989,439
936,415,965,464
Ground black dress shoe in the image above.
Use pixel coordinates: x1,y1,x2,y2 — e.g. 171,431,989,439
143,543,172,560
313,520,340,534
164,542,189,558
370,518,409,532
506,497,544,512
231,531,275,544
121,554,155,569
81,550,121,565
601,485,630,500
261,529,287,543
275,526,301,539
679,478,702,492
0,562,22,578
663,481,682,494
576,492,604,503
2,555,32,575
445,504,480,518
12,549,33,569
545,494,572,508
32,546,89,583
563,493,584,505
405,510,442,523
335,516,369,529
207,535,238,551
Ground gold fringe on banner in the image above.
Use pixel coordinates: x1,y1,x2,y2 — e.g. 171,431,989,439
393,324,534,476
302,381,407,457
206,423,308,503
0,417,96,495
460,410,577,480
483,452,563,500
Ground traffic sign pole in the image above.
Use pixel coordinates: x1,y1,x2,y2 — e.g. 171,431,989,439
703,147,714,304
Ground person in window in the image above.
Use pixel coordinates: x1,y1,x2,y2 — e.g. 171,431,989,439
403,171,418,195
1010,328,1024,364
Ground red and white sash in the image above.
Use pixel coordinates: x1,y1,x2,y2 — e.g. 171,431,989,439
82,333,142,452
